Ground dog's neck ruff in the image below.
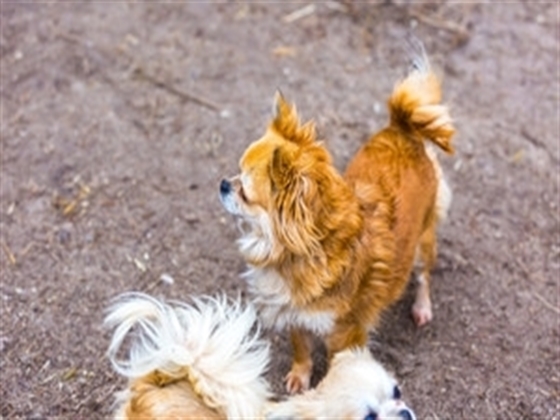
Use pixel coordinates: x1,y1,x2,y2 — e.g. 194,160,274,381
235,214,282,265
242,267,335,335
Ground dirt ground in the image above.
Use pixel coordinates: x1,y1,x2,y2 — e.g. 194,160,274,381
1,2,558,418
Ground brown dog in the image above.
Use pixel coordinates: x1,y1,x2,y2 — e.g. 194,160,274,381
220,42,454,393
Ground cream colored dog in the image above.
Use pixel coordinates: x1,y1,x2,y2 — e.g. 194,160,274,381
106,292,416,420
266,348,416,420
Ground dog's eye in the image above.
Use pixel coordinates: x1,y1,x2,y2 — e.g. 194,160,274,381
364,411,377,420
393,385,402,400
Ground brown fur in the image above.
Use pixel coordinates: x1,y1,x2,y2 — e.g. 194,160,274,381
222,55,454,393
116,372,223,419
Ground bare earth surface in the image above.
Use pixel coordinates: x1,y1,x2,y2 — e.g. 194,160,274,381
1,2,559,418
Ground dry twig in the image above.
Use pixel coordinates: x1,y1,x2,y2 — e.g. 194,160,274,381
56,31,221,113
408,9,471,44
1,241,17,265
532,292,560,315
133,68,221,112
283,4,316,23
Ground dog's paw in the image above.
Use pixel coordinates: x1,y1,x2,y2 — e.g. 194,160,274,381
412,301,433,327
285,369,310,394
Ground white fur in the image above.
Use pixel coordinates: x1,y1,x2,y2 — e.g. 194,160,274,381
407,35,430,75
228,196,337,336
237,212,280,264
266,348,416,420
220,183,283,265
425,143,452,222
220,190,242,216
243,267,336,335
416,273,427,285
105,292,271,419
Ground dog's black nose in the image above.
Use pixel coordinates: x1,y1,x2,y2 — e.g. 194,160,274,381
220,179,231,195
398,409,415,420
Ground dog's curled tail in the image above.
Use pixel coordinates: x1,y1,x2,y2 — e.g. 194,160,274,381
105,292,270,419
388,39,455,153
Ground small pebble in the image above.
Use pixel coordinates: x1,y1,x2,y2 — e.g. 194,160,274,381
160,273,174,285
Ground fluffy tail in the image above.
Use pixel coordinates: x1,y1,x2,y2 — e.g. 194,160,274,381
105,292,270,419
388,38,455,153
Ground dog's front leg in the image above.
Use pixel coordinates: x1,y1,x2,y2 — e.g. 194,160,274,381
325,317,368,358
285,327,313,394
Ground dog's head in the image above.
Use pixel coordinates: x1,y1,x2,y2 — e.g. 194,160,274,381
265,348,416,420
220,92,360,267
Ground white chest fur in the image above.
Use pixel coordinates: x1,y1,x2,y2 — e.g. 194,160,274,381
243,267,335,335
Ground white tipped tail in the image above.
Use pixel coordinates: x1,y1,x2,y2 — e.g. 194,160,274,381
105,292,270,419
389,37,455,154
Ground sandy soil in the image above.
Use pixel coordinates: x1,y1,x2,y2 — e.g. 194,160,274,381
1,2,558,418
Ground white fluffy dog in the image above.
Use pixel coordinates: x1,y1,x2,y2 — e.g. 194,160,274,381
106,292,416,420
266,348,416,420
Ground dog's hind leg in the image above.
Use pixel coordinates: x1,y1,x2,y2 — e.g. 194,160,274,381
285,327,313,394
412,213,437,327
413,147,450,327
426,143,452,223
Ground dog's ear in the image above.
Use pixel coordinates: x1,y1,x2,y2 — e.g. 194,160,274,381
272,89,288,121
272,91,316,146
269,147,321,257
270,146,296,191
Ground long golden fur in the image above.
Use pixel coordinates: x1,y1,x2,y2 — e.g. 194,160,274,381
220,42,455,393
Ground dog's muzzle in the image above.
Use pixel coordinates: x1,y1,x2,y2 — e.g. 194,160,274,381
219,179,240,216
